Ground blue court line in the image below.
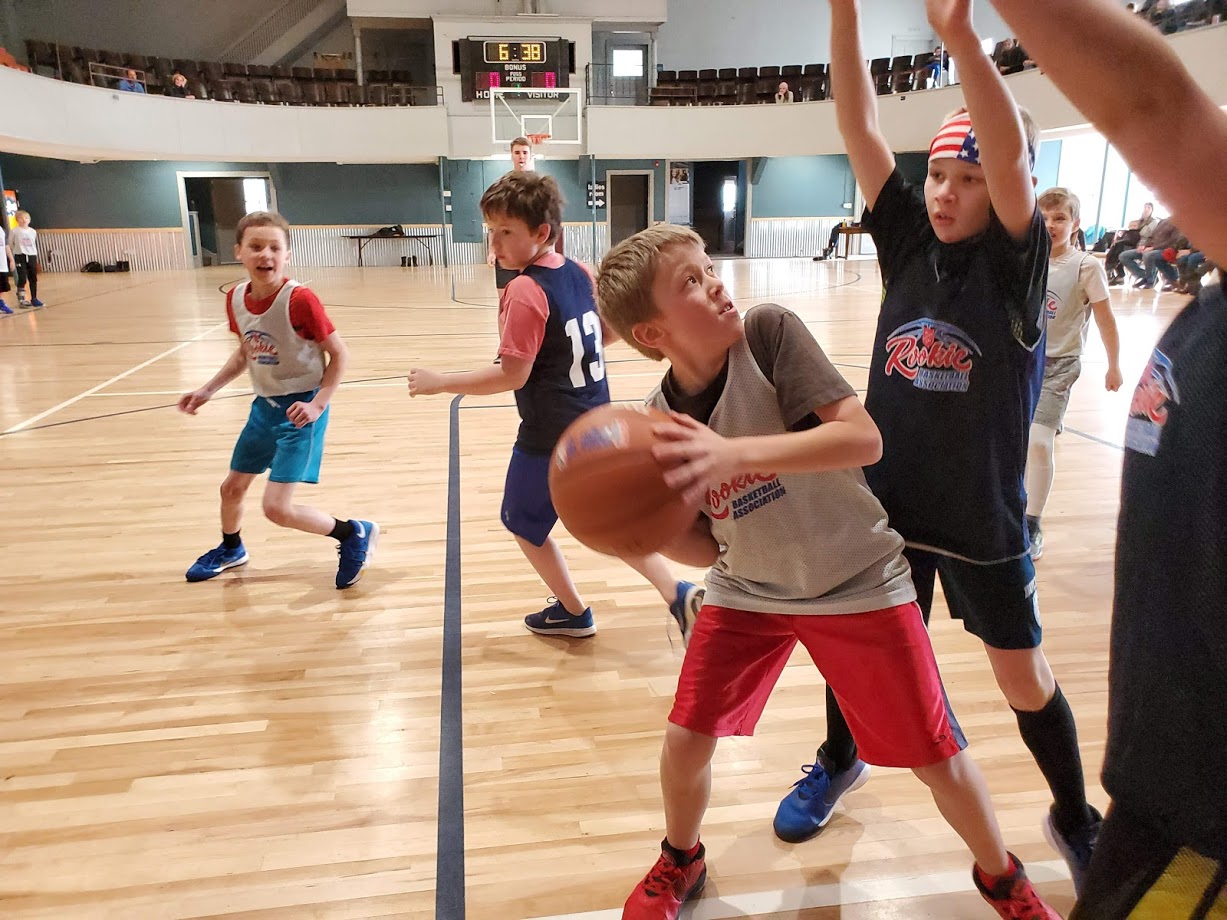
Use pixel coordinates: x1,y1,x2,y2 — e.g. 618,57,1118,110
1063,426,1125,452
436,393,466,920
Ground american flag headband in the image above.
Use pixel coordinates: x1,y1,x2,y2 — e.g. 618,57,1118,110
928,114,1036,170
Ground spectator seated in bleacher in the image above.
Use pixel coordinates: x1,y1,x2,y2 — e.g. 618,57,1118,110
1104,202,1159,284
994,38,1033,75
116,68,145,93
1120,216,1183,289
774,81,794,103
166,71,195,99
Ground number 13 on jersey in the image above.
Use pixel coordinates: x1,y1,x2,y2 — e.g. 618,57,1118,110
564,310,606,388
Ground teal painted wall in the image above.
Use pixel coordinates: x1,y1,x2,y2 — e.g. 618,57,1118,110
0,155,444,228
750,155,855,218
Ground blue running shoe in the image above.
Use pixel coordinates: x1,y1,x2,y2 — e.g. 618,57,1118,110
186,542,249,582
524,598,596,638
1043,804,1102,896
0,300,12,315
773,752,871,843
30,299,44,307
336,520,379,589
668,581,705,647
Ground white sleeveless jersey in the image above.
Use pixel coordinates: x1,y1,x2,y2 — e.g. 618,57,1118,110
230,281,325,397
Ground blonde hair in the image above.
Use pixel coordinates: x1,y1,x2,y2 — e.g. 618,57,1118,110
596,225,705,362
15,209,30,221
1038,187,1081,224
236,211,290,246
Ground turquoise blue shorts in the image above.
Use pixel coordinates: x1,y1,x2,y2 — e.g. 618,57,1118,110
230,391,329,484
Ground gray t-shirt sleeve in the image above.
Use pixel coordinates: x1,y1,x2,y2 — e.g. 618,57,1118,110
1079,253,1110,305
745,303,856,428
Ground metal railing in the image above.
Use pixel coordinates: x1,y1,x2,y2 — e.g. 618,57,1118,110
585,63,648,106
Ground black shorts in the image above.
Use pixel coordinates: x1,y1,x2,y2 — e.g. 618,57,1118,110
0,272,9,293
1072,805,1227,920
905,546,1042,650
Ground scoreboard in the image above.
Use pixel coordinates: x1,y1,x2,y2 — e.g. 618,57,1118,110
454,37,571,102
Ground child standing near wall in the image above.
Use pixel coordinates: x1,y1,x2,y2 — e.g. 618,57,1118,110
12,210,43,307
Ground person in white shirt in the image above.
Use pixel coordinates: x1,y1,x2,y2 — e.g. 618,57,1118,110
11,210,42,307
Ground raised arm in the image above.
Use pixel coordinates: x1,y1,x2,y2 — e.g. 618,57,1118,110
990,0,1227,265
829,0,896,210
928,0,1036,241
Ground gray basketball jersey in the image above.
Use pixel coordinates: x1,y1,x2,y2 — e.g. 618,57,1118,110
650,336,915,615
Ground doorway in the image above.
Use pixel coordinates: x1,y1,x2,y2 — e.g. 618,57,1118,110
691,160,747,256
607,171,653,246
176,172,274,267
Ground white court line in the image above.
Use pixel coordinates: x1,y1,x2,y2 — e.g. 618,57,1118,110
524,859,1070,920
4,322,226,433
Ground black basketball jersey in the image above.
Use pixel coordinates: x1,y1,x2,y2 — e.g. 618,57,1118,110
1107,281,1227,859
514,259,610,454
861,169,1049,564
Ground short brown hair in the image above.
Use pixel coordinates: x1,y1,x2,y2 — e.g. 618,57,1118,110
596,225,705,362
236,211,290,246
480,171,563,243
511,136,531,151
1038,187,1081,223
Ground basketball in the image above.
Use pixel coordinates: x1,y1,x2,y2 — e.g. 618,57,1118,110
549,404,695,557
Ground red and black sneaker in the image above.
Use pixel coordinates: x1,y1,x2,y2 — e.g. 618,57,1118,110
622,839,707,920
973,852,1062,920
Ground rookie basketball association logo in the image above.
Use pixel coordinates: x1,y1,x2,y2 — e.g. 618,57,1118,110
243,330,280,366
1125,348,1180,456
883,319,982,393
707,472,786,521
1045,289,1060,322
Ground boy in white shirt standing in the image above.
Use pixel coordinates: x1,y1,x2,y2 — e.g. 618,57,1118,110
1025,187,1123,558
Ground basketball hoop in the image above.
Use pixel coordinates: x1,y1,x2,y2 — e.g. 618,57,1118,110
526,132,551,147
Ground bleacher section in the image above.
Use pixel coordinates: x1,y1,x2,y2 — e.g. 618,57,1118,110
650,54,943,107
22,40,439,106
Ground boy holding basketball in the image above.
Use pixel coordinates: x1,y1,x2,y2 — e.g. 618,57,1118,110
777,0,1102,892
178,211,378,589
1025,186,1122,559
598,224,1059,920
409,172,702,638
991,0,1227,916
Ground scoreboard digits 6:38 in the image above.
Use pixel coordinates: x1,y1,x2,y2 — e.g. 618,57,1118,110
454,36,572,101
484,41,545,63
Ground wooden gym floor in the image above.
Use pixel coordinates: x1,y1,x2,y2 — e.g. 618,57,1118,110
0,259,1185,919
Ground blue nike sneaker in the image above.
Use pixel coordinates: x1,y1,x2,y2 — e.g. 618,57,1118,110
186,542,249,582
336,520,379,589
0,300,12,315
773,752,871,843
669,581,705,647
524,598,596,637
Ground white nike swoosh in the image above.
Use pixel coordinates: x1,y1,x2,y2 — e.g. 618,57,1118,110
544,616,574,624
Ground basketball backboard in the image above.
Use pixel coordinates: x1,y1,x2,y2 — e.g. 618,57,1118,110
489,86,584,148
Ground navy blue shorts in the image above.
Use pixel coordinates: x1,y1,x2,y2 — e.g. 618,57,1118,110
905,546,1042,650
230,391,329,484
501,447,557,547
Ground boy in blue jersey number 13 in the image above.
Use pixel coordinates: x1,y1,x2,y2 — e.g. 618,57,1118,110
408,172,703,641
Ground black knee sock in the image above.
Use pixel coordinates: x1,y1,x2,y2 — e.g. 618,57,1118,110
328,518,354,542
222,531,242,549
1013,684,1095,834
818,683,858,772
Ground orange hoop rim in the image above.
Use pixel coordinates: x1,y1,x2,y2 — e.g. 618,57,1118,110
526,132,551,146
